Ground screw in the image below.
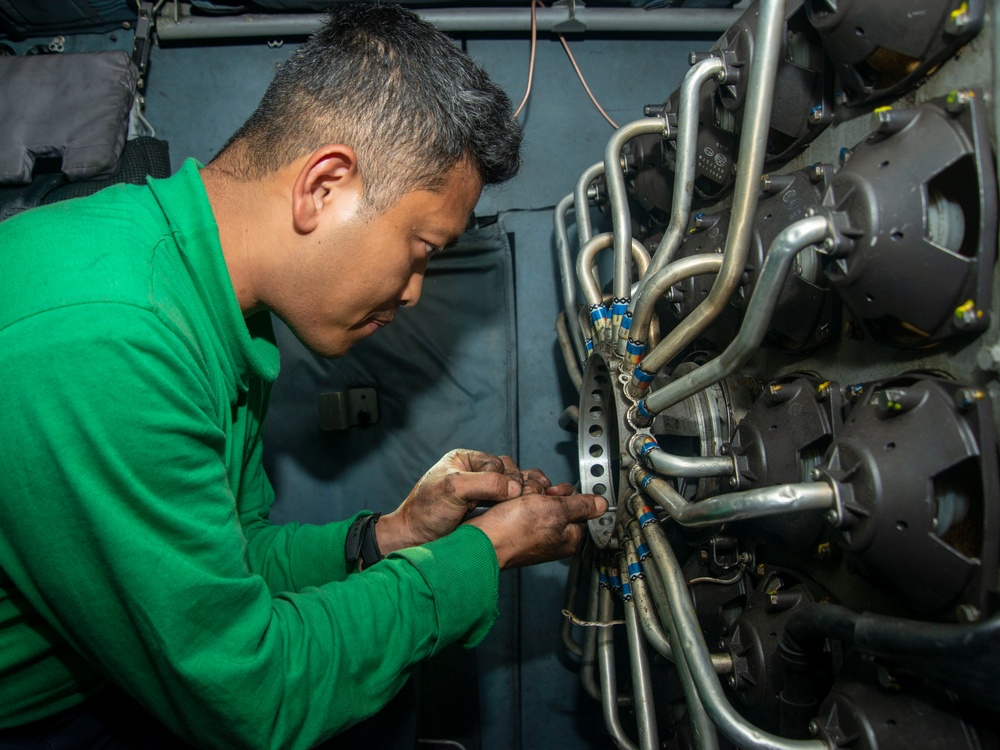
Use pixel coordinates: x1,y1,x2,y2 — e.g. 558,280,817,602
811,163,825,181
835,89,849,105
947,89,974,114
839,147,852,166
808,719,819,736
809,105,824,124
947,7,971,33
811,467,822,481
825,509,840,525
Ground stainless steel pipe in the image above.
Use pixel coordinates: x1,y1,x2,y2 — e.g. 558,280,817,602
642,56,727,280
633,468,836,528
554,192,587,363
643,214,833,413
628,496,829,750
156,8,743,41
641,0,788,370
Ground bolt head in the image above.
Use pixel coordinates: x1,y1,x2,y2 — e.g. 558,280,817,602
808,719,819,736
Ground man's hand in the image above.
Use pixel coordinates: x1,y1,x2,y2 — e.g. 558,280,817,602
376,449,565,554
466,492,608,569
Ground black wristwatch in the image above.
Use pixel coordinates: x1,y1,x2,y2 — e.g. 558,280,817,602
345,512,384,570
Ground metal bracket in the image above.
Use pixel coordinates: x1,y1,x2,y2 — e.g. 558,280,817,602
552,0,587,34
132,1,154,88
318,387,379,431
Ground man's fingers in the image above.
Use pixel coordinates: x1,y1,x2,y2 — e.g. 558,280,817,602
520,467,551,494
449,470,521,503
451,449,506,475
544,482,576,496
559,493,609,522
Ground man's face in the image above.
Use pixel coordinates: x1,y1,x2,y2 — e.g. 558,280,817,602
276,160,483,357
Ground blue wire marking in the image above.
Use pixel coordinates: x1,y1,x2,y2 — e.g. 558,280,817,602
634,368,655,384
636,543,651,560
639,439,656,456
599,567,610,589
636,400,654,419
639,506,657,527
610,571,623,591
621,580,633,601
640,473,654,489
627,562,643,580
619,312,633,331
626,340,645,356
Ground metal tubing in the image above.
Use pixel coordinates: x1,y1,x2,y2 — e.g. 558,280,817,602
641,441,734,479
581,565,603,702
598,587,640,750
643,215,833,413
634,468,836,527
561,540,588,658
620,551,660,750
156,8,743,41
557,312,584,390
604,118,667,307
575,162,605,248
628,496,829,750
628,254,723,357
643,56,727,281
576,232,652,310
640,0,788,370
554,193,588,364
628,525,722,750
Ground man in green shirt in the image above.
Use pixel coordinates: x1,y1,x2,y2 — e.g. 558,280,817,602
0,4,606,748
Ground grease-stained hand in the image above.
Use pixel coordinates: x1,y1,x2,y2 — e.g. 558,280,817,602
376,449,564,554
466,491,608,569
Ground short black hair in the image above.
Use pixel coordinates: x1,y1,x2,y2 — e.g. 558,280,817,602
216,2,522,209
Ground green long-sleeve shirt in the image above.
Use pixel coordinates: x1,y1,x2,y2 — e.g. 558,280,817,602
0,159,500,749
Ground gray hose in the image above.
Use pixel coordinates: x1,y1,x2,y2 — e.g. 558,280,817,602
643,56,727,281
642,214,833,414
627,496,829,750
633,468,836,527
554,192,587,363
639,0,789,371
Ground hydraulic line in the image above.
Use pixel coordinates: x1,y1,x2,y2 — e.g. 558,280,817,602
624,524,733,675
554,192,587,363
632,467,836,527
557,311,584,390
627,495,829,750
576,232,652,340
619,549,660,750
642,56,727,281
627,524,722,750
623,254,723,363
580,565,603,702
575,162,605,247
561,540,588,658
604,118,669,328
598,586,640,750
637,214,834,414
634,0,788,381
633,436,734,479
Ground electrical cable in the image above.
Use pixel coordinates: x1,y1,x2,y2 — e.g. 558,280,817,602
512,0,540,118
513,0,619,128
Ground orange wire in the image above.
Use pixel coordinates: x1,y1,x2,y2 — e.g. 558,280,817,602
513,0,619,129
512,0,540,118
558,35,619,129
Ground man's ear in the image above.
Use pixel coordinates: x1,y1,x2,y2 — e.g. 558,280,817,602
291,145,363,234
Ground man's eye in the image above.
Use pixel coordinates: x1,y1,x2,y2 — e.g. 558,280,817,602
425,243,445,258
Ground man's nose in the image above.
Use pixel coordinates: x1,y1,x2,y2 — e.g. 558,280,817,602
401,268,425,308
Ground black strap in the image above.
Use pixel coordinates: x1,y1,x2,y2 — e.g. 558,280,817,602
345,512,383,570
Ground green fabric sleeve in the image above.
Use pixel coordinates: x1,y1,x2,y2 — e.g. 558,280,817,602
0,304,499,748
234,431,358,590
